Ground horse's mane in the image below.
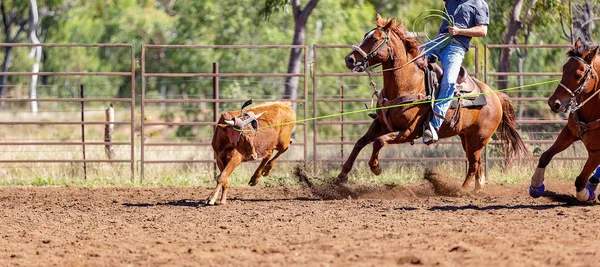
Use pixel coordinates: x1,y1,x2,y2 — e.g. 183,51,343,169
567,40,597,57
375,16,421,58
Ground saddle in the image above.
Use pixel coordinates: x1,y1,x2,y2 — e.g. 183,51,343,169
422,56,487,130
425,57,487,109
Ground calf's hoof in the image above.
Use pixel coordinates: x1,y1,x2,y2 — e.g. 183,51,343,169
261,166,273,177
529,184,545,198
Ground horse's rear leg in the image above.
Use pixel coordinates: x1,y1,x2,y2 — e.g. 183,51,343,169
529,127,577,197
574,151,600,201
461,135,487,193
337,120,388,184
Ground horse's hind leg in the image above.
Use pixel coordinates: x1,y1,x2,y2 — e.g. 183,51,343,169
461,134,488,193
337,120,388,184
529,127,578,197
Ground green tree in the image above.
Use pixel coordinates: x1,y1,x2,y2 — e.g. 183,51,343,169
261,0,319,107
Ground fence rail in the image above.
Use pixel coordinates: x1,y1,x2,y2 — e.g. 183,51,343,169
0,42,584,182
0,43,136,180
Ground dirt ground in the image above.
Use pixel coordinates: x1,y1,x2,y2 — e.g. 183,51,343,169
2,174,600,267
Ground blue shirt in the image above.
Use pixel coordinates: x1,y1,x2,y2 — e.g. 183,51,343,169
438,0,489,49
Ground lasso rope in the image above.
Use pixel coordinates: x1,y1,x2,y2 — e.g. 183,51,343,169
233,79,561,132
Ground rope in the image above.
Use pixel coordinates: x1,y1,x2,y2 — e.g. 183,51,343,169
233,78,561,132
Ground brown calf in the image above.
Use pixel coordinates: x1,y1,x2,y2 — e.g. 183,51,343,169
206,101,296,205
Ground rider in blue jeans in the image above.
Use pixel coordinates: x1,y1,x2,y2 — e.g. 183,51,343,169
590,166,600,188
423,0,490,144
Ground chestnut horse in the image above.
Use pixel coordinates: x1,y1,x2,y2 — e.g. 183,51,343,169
339,15,528,191
530,38,600,201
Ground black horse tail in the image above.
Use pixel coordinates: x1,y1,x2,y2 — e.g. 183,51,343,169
496,92,531,162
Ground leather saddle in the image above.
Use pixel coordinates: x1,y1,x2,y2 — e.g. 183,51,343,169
425,59,487,109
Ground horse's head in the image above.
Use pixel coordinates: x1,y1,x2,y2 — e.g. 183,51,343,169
549,38,599,113
345,14,418,72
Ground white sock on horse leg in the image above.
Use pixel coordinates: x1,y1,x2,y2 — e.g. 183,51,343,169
576,188,592,202
531,167,545,187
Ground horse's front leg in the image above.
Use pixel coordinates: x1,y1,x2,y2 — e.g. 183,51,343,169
369,130,411,175
336,120,389,184
529,127,578,198
369,133,396,175
574,151,600,201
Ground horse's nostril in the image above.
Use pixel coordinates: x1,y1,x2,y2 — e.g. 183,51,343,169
346,55,355,65
553,102,561,110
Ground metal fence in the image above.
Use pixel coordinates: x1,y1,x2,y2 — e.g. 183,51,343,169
0,43,136,180
0,43,586,181
139,44,309,180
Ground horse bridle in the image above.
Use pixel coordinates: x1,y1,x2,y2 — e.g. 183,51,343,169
351,27,395,70
557,56,598,112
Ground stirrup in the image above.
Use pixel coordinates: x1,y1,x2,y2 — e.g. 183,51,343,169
422,121,438,145
364,103,377,119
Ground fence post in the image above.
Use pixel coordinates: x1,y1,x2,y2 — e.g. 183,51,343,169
213,62,219,179
80,84,87,180
340,85,344,159
105,103,115,159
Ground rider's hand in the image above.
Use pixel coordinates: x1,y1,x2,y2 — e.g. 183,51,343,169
447,26,461,36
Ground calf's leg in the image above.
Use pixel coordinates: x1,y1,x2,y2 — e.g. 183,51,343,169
206,152,243,205
249,154,272,186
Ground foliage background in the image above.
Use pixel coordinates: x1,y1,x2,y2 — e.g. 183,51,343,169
0,0,597,184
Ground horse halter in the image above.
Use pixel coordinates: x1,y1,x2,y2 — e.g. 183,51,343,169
557,56,598,112
351,27,395,70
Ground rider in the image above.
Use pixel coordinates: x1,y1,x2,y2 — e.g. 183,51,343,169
590,166,600,189
422,0,489,144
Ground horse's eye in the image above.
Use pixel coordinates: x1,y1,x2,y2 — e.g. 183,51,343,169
370,37,378,43
574,74,583,80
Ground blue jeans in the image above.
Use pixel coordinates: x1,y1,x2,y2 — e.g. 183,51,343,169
425,42,466,130
593,166,600,179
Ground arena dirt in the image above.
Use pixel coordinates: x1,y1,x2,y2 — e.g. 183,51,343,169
1,174,599,266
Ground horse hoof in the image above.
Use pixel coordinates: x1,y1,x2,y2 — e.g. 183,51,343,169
370,166,382,176
529,184,545,198
335,174,348,185
576,188,595,202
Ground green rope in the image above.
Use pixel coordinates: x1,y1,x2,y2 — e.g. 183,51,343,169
412,8,454,47
232,78,561,132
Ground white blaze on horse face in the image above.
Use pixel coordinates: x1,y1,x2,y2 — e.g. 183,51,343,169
352,30,376,58
531,167,545,187
358,30,376,47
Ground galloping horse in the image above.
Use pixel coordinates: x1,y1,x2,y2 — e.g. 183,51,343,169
530,38,600,201
339,14,528,192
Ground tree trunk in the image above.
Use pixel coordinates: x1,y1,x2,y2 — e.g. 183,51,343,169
575,0,595,43
498,0,525,90
498,0,537,90
283,0,318,110
29,0,41,113
0,46,12,100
